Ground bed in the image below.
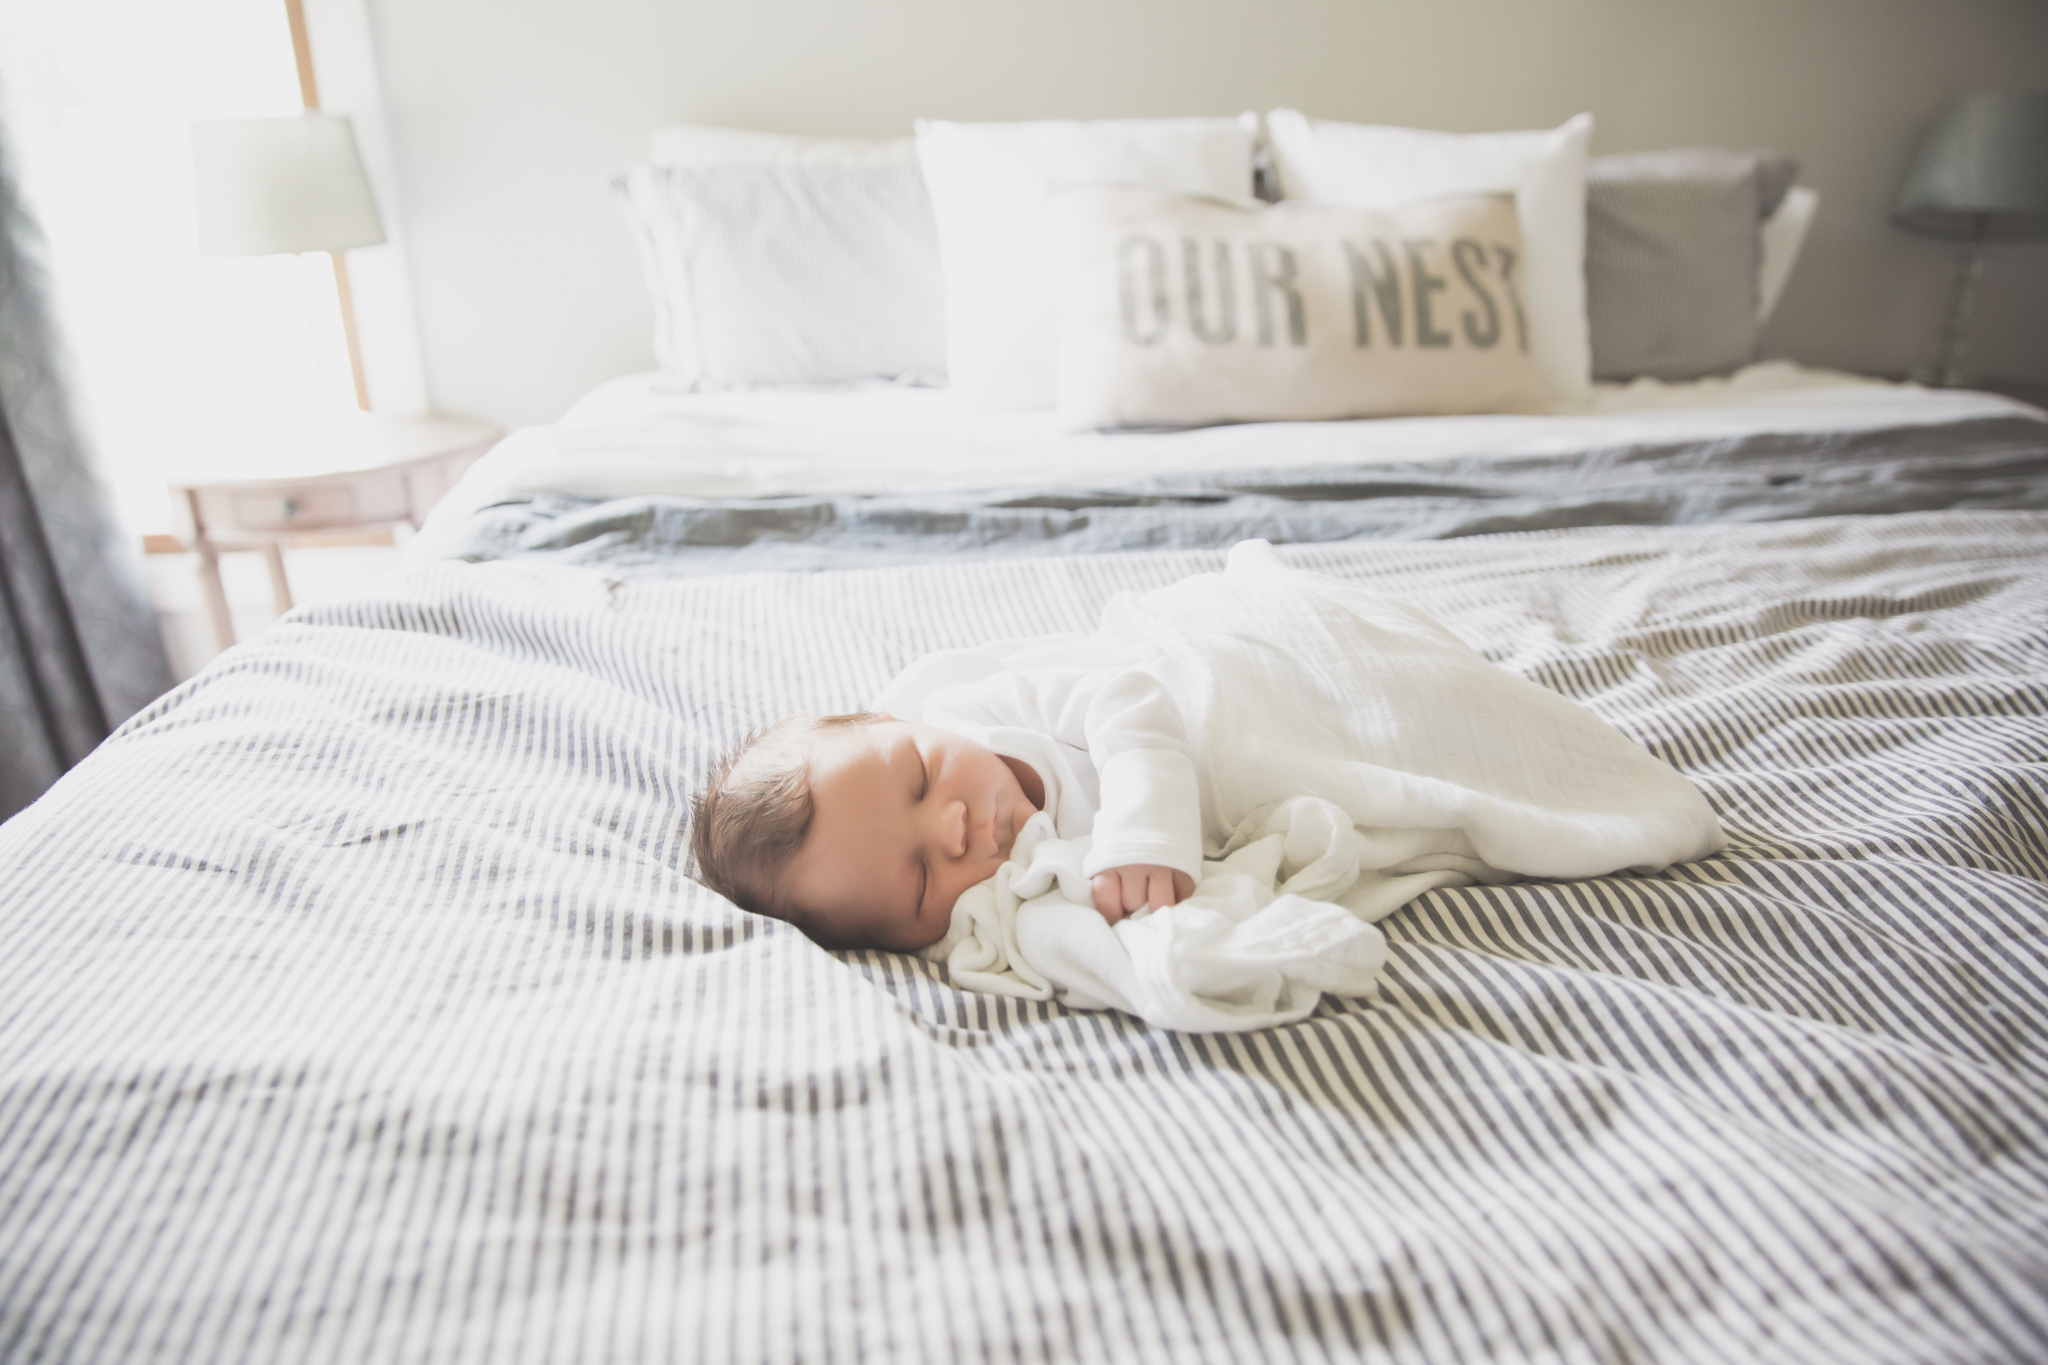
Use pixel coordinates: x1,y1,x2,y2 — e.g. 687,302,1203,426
5,371,2047,1360
5,112,2048,1362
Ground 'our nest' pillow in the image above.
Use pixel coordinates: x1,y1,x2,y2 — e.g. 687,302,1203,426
1049,185,1548,429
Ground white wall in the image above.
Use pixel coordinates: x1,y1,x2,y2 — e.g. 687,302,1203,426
366,0,2048,430
305,0,431,415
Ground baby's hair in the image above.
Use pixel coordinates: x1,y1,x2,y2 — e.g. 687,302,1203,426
688,711,888,943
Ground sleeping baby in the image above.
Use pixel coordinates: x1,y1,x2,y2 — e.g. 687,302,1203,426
690,540,1726,1026
690,669,1200,952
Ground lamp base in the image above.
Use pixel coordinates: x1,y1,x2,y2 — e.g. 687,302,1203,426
1934,231,1985,389
330,251,371,411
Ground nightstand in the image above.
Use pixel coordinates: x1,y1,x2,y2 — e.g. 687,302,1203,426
167,412,500,651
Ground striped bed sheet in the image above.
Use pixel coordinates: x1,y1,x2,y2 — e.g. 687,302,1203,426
2,509,2045,1362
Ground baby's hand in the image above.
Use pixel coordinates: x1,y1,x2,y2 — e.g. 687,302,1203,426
1089,865,1195,925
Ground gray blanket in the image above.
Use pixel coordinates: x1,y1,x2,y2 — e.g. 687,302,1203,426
426,414,2048,572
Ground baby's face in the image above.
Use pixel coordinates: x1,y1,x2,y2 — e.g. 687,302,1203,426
780,720,1041,951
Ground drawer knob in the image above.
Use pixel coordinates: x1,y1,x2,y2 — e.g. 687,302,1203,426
282,499,300,517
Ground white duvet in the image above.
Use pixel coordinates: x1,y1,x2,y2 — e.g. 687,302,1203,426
415,362,2039,540
918,540,1726,1031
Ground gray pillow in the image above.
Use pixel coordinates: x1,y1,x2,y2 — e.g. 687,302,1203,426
1586,150,1800,382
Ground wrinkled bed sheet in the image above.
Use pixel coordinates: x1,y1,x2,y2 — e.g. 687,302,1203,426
5,513,2045,1362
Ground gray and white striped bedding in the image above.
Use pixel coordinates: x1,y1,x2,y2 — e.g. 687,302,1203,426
3,509,2045,1362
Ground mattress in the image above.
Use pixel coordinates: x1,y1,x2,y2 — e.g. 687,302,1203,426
413,365,2048,573
4,509,2045,1361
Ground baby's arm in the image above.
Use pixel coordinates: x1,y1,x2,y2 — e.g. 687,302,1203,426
1069,667,1202,923
1065,666,1202,889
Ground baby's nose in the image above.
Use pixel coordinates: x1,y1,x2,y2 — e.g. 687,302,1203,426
932,798,968,860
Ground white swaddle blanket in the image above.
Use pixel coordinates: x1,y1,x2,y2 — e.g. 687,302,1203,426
916,540,1726,1031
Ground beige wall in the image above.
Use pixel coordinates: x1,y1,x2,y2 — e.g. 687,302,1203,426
365,0,2048,429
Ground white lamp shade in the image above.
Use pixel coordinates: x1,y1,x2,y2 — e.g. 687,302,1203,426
193,114,385,256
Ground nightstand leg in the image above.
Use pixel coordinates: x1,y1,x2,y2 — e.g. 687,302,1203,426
195,540,235,652
263,541,294,615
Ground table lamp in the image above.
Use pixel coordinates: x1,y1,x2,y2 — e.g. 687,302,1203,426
1892,90,2048,388
192,113,385,409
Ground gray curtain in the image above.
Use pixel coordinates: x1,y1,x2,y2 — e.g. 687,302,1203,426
0,111,175,822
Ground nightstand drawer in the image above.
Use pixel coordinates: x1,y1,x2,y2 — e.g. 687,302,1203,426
190,468,411,533
227,487,359,528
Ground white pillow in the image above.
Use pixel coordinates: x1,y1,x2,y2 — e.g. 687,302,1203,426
650,124,917,167
1265,110,1595,404
1050,185,1547,428
613,163,947,389
915,117,1257,412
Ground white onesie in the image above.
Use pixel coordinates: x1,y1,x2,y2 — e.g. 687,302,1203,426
872,539,1726,891
877,540,1727,1031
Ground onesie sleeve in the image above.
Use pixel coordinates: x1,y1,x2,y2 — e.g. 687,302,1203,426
1073,668,1203,881
928,665,1202,881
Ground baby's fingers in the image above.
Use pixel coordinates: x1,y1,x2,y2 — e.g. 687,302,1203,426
1092,866,1190,924
1090,872,1124,924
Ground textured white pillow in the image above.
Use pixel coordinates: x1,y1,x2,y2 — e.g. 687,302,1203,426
1265,110,1594,404
915,117,1257,412
613,164,946,389
1051,185,1547,429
